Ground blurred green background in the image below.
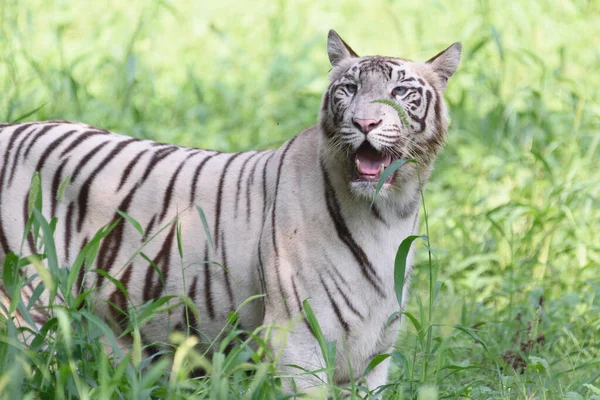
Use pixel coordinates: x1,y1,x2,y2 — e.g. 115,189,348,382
1,0,599,397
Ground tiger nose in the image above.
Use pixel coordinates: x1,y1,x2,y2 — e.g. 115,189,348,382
352,118,382,135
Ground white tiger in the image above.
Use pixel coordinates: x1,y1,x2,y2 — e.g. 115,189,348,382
0,30,461,393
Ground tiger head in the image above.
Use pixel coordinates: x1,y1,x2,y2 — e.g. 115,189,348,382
320,30,461,201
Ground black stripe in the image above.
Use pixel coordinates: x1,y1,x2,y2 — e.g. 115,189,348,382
245,151,272,223
320,274,350,333
256,237,268,293
291,276,315,335
214,152,244,249
32,129,76,177
182,275,199,332
0,124,37,253
56,291,66,304
109,263,133,331
75,236,89,298
374,139,396,147
203,244,215,319
220,231,235,311
9,124,59,185
64,202,75,264
371,205,386,225
95,196,134,289
31,312,49,326
117,149,149,191
405,89,432,134
144,215,157,240
159,152,200,223
432,89,445,153
261,154,271,223
0,122,22,129
70,140,111,183
291,276,304,312
380,126,400,135
270,137,298,257
0,213,9,254
234,151,258,217
140,334,160,359
388,313,402,326
269,136,298,317
137,146,179,186
254,153,272,315
0,285,11,299
434,89,442,133
321,162,385,297
325,254,350,288
59,130,109,158
256,244,267,319
50,158,70,218
0,124,39,161
44,119,73,124
23,189,35,253
321,89,331,115
22,124,59,159
143,223,177,301
77,138,138,231
327,270,364,319
1,124,37,172
96,146,177,289
21,125,65,181
189,153,218,205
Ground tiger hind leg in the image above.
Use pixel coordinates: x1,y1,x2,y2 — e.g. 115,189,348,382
0,284,49,346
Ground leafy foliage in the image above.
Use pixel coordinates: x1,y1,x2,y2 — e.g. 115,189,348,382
1,0,599,398
371,99,411,128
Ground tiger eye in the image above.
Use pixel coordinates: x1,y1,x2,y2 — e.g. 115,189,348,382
345,83,358,94
392,86,407,97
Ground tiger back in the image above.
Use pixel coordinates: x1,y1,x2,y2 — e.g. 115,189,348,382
0,120,273,342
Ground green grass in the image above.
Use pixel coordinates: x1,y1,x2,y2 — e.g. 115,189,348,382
1,0,599,398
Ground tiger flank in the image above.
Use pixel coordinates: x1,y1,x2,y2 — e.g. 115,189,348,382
0,30,460,393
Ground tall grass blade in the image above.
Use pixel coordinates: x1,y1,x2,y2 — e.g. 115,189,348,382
370,158,412,207
196,205,214,249
394,235,424,309
302,299,336,384
10,102,48,123
371,99,410,127
116,210,144,237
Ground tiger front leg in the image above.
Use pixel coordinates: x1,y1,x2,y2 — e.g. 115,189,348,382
360,355,391,398
278,335,391,399
270,320,332,397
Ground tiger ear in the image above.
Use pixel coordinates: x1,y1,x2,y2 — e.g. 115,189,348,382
426,42,462,90
327,30,359,67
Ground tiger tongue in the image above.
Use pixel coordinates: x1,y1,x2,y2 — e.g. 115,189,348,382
355,149,392,175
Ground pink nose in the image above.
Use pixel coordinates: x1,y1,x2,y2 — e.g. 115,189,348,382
352,118,382,135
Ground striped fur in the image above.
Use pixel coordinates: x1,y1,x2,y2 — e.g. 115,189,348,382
0,30,460,392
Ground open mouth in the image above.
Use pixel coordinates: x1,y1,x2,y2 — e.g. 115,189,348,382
351,142,393,183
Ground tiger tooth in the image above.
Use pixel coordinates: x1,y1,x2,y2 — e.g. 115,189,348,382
356,158,360,172
380,163,385,175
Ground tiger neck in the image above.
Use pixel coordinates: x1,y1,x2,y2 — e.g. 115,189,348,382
315,140,421,295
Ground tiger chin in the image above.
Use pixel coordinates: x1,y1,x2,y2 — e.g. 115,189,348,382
0,30,460,395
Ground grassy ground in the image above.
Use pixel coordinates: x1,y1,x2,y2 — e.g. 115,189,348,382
1,0,599,398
